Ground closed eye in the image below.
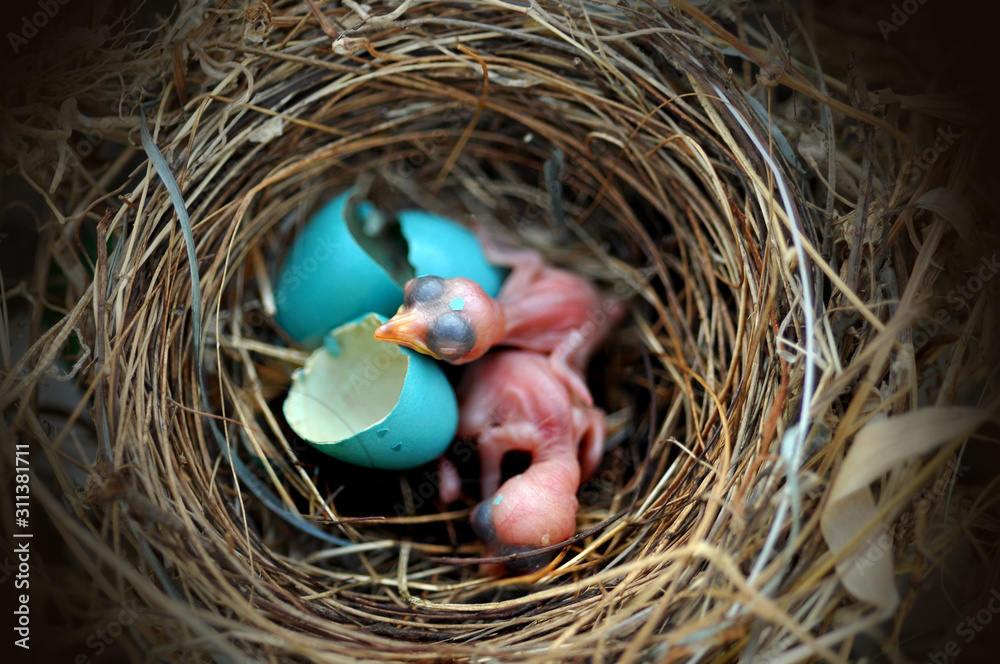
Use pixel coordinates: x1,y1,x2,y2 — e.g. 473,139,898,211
404,275,446,307
426,311,476,361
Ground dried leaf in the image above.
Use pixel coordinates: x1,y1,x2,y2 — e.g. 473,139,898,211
913,188,976,241
820,407,991,609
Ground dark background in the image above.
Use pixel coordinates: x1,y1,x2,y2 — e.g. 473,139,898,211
1,0,998,662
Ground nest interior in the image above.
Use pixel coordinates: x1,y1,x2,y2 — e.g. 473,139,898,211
2,0,998,662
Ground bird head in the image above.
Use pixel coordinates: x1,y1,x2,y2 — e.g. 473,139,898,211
470,473,578,575
374,275,505,363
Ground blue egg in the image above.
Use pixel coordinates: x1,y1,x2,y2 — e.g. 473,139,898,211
274,190,505,348
283,313,458,470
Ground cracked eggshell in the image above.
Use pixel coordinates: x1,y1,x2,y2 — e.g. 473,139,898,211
283,312,458,470
397,209,506,298
274,190,505,349
274,191,402,349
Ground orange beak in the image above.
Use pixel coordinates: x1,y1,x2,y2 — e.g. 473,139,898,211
374,308,441,359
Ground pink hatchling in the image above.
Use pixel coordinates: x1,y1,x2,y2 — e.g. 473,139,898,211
447,349,607,575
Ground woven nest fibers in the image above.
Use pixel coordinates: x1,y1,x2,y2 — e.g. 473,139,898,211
2,0,999,662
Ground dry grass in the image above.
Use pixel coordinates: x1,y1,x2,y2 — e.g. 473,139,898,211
1,0,997,662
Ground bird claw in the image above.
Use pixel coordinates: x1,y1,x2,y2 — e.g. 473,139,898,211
437,456,463,505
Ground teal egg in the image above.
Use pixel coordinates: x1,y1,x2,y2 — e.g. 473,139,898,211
274,190,506,348
282,313,458,470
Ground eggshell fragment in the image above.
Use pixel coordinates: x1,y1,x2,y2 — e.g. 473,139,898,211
398,209,506,298
283,313,458,470
274,192,403,348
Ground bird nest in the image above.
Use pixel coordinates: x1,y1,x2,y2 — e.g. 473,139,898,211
3,0,997,662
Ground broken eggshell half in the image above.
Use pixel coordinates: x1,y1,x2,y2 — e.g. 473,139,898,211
274,189,505,348
282,312,458,470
